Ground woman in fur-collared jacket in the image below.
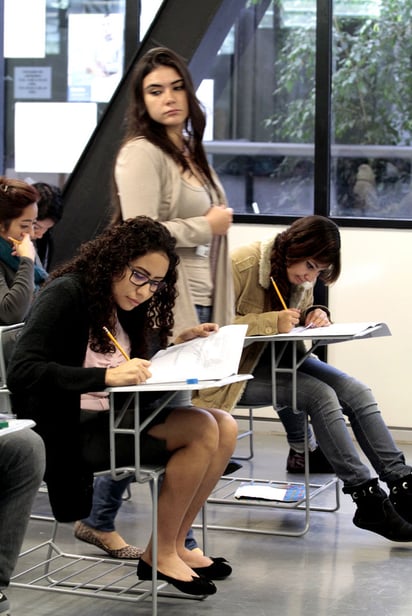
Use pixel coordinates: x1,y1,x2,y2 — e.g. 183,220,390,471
194,215,412,543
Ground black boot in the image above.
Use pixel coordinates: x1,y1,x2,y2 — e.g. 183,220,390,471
286,445,334,474
343,478,412,542
388,473,412,523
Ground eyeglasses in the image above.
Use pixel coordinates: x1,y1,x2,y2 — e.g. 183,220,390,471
127,265,166,293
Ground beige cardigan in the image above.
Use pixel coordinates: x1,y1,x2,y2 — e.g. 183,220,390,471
115,137,234,334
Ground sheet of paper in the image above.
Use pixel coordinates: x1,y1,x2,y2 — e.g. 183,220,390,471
146,324,248,383
0,418,35,437
234,482,306,502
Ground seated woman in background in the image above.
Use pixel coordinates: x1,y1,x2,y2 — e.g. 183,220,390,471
194,215,412,542
0,177,47,325
32,182,64,271
8,216,235,596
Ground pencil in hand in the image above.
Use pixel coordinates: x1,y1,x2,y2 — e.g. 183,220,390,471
270,276,288,310
8,236,22,245
103,326,130,361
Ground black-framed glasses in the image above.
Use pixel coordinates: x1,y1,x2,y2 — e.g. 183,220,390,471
127,265,166,293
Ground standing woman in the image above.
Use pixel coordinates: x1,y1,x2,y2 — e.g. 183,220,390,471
112,46,234,334
109,46,236,553
0,178,47,325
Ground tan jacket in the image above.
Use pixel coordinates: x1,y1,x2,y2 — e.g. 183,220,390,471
115,138,234,334
193,237,317,411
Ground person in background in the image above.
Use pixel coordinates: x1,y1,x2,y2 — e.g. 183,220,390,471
32,182,64,271
194,215,412,542
8,217,236,596
112,46,234,336
0,177,47,325
0,428,45,615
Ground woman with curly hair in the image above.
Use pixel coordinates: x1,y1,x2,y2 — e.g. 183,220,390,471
8,216,236,596
195,215,412,543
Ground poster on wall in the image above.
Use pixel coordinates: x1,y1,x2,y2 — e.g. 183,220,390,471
3,0,46,58
67,13,124,103
15,102,97,173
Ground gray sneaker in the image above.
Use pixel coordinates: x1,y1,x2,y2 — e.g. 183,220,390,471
0,591,10,615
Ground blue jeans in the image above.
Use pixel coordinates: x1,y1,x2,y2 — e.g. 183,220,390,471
276,355,411,489
0,429,45,588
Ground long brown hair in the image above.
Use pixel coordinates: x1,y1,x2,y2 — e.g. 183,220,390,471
111,46,219,223
270,215,341,309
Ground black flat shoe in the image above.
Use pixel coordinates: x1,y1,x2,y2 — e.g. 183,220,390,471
137,558,217,596
193,556,232,580
223,460,243,476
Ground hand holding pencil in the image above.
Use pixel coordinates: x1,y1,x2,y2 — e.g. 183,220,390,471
103,326,153,386
8,233,36,261
270,276,300,333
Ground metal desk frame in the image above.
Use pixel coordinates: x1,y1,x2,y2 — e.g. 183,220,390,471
204,323,390,537
11,374,251,615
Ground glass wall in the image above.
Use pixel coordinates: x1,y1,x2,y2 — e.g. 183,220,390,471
204,0,317,217
202,0,412,223
2,0,412,225
330,0,412,219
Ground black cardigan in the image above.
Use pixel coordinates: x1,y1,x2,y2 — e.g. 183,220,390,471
8,275,116,522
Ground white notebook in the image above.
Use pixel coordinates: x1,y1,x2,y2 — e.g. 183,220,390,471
146,324,248,384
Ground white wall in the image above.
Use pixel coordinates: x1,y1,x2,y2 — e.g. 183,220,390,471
229,223,412,429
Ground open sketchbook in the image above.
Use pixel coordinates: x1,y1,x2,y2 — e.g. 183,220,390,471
146,324,248,384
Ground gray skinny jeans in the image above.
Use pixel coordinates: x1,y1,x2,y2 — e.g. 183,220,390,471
276,355,411,489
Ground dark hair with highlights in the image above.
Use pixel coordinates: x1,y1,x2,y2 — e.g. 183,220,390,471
0,176,39,230
50,216,179,357
111,46,220,223
270,215,341,309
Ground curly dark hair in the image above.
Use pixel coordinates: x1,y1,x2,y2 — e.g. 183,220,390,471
269,215,341,309
111,46,220,223
50,217,179,357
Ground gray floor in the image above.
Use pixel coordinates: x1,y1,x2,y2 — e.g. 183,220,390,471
7,420,412,616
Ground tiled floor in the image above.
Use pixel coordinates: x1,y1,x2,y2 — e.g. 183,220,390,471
7,420,412,615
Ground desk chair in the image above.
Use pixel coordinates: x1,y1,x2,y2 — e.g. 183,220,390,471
204,375,340,537
10,390,207,616
232,373,279,461
0,323,24,413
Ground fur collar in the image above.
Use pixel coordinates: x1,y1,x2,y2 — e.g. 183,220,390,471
258,236,274,289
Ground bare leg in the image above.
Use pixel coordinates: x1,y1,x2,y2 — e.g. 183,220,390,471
141,407,237,581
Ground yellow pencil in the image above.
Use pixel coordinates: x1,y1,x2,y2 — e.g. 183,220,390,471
103,326,130,361
8,236,22,245
270,276,288,310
